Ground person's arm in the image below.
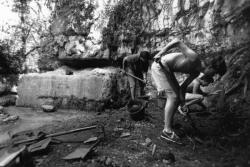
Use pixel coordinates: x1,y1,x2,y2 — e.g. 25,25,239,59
191,79,200,94
180,73,199,105
122,57,127,71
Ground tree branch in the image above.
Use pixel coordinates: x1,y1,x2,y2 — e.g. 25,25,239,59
25,46,40,57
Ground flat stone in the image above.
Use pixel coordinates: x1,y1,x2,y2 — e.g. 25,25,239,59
41,105,56,112
16,67,129,111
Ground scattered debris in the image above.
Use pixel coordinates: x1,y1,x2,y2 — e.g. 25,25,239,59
63,140,100,160
243,77,248,99
0,146,26,167
105,157,112,166
145,138,152,147
28,138,52,153
11,131,46,147
142,138,152,147
186,135,196,151
0,114,8,121
152,144,157,156
0,125,98,149
0,125,101,163
84,137,98,144
46,125,97,138
113,127,124,132
41,104,56,112
193,136,204,144
3,115,19,123
120,132,131,138
0,106,19,124
63,147,92,160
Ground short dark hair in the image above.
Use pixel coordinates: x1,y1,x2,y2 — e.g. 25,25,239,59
200,74,214,84
212,56,227,76
205,55,227,77
140,51,152,60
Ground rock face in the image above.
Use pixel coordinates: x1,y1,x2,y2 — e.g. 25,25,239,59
150,0,250,50
103,0,250,55
46,0,250,62
16,67,129,111
49,0,118,67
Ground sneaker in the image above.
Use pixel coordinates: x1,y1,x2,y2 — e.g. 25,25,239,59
161,131,183,145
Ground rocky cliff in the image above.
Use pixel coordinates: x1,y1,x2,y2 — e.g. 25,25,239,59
49,0,250,62
114,0,250,55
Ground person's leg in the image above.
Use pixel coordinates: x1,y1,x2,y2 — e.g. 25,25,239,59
137,72,145,97
151,62,183,144
127,68,136,100
164,90,179,133
151,62,178,133
185,93,204,104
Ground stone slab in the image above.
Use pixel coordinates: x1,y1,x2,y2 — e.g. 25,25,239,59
16,67,129,111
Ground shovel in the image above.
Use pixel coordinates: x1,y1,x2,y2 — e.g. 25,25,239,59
121,70,146,84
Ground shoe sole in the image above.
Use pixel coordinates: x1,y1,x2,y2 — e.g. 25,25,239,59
160,135,183,145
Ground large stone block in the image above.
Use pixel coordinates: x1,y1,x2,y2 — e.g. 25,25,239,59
16,68,129,111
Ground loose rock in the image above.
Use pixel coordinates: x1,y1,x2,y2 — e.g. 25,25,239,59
41,105,56,112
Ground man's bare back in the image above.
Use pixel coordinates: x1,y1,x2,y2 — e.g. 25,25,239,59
160,52,203,74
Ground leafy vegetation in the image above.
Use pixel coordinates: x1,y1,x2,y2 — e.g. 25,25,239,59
0,39,24,74
102,0,160,54
37,0,96,71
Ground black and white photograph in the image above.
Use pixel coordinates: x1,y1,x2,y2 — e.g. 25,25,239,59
0,0,249,166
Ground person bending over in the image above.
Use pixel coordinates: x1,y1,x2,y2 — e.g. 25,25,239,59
151,39,213,144
123,51,152,100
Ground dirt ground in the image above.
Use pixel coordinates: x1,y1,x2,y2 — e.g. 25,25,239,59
1,92,249,167
1,70,250,167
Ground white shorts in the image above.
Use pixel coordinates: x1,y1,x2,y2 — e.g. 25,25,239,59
151,61,174,93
